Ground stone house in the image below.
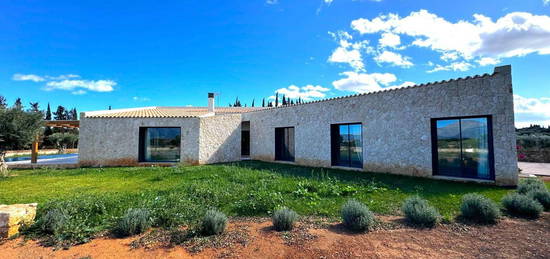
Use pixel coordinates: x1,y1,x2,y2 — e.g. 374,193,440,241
79,65,518,185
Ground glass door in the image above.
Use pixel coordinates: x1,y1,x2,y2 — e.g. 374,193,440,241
432,116,493,180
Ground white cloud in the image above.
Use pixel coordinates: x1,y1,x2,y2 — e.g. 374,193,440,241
13,73,116,94
379,32,401,48
332,71,397,93
12,74,45,82
374,50,413,68
545,0,550,6
477,57,500,66
266,0,278,4
273,84,330,101
514,95,550,127
427,61,473,73
45,79,116,92
351,10,550,62
133,96,151,102
440,52,459,62
328,31,370,71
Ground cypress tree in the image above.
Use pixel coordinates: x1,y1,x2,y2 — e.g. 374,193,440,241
262,98,265,107
45,103,52,120
251,99,255,107
275,92,279,107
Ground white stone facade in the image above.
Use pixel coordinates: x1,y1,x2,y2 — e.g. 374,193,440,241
79,66,517,185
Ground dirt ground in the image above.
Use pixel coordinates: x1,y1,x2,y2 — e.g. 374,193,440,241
1,214,549,259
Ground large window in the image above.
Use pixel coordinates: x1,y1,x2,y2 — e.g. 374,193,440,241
275,127,295,162
139,127,181,162
331,123,363,168
431,116,494,180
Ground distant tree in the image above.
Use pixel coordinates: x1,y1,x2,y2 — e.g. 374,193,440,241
13,98,23,110
0,107,43,176
49,133,78,154
262,98,265,107
0,96,7,109
54,106,67,120
70,108,78,120
29,102,40,113
267,101,273,107
45,103,52,120
282,95,287,106
290,99,294,105
233,97,242,107
275,92,279,107
251,99,255,107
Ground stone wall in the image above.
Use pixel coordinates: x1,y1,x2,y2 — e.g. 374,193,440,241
198,114,242,164
79,117,201,166
242,66,518,186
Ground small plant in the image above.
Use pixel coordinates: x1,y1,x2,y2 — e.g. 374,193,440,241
201,209,227,236
401,196,440,228
502,193,543,219
341,199,375,232
528,190,550,211
38,208,69,234
459,194,500,224
272,207,299,231
517,178,547,194
113,208,152,237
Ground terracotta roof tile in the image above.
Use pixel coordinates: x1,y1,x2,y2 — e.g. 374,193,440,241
84,107,266,118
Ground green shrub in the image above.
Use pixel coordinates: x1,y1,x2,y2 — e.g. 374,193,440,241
528,190,550,211
502,193,543,219
233,190,283,216
459,194,500,224
517,178,547,194
272,207,299,231
113,208,152,237
201,209,227,236
341,199,375,232
38,208,68,234
401,196,440,228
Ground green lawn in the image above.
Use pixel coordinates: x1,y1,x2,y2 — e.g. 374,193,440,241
1,160,535,221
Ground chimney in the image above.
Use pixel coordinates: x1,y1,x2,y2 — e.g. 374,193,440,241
208,93,215,113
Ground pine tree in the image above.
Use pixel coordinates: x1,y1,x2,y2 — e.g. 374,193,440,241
262,98,265,107
54,106,67,120
29,102,40,112
71,108,78,120
45,103,52,120
13,98,23,110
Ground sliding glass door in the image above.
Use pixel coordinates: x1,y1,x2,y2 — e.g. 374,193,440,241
432,116,493,180
331,123,363,168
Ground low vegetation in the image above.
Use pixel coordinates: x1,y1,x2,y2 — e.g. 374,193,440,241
401,196,440,228
272,207,299,231
341,199,375,232
113,208,153,237
502,193,543,219
201,209,227,236
459,193,500,224
0,161,548,246
517,178,547,195
528,190,550,211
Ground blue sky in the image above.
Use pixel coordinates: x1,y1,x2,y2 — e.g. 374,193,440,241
1,0,549,127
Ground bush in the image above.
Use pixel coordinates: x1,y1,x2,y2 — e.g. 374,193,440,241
528,190,550,211
201,209,227,236
517,178,547,194
272,207,299,231
502,193,543,219
459,194,500,224
113,208,152,237
39,208,68,234
341,199,375,232
401,196,440,228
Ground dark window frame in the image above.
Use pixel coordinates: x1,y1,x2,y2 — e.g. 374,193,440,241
139,127,182,163
430,115,495,180
331,122,363,168
274,127,295,162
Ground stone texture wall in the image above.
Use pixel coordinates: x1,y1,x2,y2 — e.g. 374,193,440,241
198,114,242,164
242,66,517,185
79,117,201,166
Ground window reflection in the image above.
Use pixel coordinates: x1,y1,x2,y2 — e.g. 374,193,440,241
332,123,363,168
140,128,181,162
434,117,491,179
